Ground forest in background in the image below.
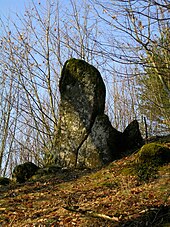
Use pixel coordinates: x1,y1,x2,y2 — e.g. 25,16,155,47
0,0,169,177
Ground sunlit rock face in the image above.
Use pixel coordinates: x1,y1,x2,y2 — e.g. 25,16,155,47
77,114,123,168
56,58,106,168
53,58,143,169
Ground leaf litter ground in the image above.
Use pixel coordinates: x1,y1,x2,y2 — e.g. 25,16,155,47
0,154,169,227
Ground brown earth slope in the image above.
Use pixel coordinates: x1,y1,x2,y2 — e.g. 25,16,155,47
0,141,170,226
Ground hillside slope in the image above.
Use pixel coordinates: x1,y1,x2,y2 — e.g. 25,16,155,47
0,148,170,226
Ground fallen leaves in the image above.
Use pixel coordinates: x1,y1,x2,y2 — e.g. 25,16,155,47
0,156,169,226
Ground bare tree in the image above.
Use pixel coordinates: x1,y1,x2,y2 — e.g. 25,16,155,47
0,69,20,176
2,0,162,175
91,0,170,133
0,0,111,174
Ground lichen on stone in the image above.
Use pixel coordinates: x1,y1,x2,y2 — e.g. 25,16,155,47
55,58,106,168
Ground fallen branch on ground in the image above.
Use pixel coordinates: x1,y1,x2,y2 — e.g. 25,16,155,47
63,206,120,222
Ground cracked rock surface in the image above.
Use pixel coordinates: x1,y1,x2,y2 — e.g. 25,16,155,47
55,58,112,168
53,58,143,169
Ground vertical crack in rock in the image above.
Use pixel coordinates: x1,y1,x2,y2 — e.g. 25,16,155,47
77,114,123,168
52,58,144,169
75,114,96,168
56,58,106,168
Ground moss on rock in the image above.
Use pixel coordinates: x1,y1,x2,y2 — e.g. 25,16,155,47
59,58,105,97
136,143,170,165
133,143,170,181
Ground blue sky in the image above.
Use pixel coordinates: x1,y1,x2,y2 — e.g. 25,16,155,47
0,0,68,21
0,0,28,18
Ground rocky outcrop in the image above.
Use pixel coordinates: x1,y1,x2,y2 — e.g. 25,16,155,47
55,58,106,168
12,162,40,183
52,58,143,169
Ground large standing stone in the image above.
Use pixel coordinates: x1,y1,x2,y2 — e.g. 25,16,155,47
53,59,143,169
56,58,106,167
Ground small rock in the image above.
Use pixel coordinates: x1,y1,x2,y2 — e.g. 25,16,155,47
0,177,11,186
12,162,40,183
